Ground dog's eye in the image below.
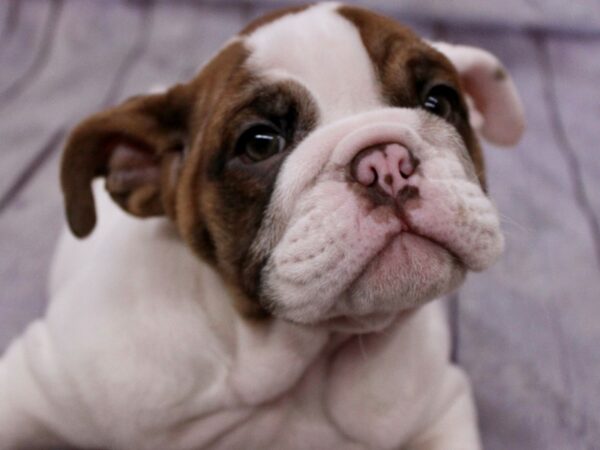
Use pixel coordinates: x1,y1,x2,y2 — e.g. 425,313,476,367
237,125,286,162
422,84,459,120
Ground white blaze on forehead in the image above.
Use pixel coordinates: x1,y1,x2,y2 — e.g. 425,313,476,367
244,3,382,123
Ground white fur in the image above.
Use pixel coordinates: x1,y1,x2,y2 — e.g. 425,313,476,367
246,3,382,123
0,185,480,449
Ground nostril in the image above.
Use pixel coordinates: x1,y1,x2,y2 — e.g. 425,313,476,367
369,167,378,186
355,163,378,186
351,143,417,195
399,159,412,179
352,149,382,187
399,155,419,179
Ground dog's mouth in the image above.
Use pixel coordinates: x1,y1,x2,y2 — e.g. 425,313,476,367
349,179,465,267
281,226,465,328
296,229,464,332
360,188,468,270
259,172,499,326
401,226,465,269
344,228,465,305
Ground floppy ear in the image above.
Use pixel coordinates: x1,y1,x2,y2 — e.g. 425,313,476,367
432,42,525,147
61,84,191,238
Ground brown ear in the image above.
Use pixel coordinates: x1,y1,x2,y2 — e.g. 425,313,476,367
61,84,191,238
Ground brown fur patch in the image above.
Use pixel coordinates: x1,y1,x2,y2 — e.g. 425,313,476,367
338,5,487,188
175,42,319,316
61,83,193,237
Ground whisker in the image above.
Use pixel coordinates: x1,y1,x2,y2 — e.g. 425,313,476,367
498,212,532,233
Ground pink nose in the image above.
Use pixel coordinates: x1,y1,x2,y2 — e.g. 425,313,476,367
351,143,417,197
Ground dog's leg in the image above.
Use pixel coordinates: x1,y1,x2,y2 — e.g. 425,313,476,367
0,321,78,449
406,365,482,450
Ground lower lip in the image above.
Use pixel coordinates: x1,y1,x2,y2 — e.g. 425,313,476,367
362,231,462,281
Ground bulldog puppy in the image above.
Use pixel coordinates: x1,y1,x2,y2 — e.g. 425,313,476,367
0,3,524,449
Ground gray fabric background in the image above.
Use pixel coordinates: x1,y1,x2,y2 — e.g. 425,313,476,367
1,1,599,449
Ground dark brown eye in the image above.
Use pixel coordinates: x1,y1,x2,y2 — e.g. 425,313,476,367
422,85,459,120
237,125,286,162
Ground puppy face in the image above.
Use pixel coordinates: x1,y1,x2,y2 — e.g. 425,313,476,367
61,3,524,331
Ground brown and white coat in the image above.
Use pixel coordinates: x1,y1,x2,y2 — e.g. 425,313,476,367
0,3,524,449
